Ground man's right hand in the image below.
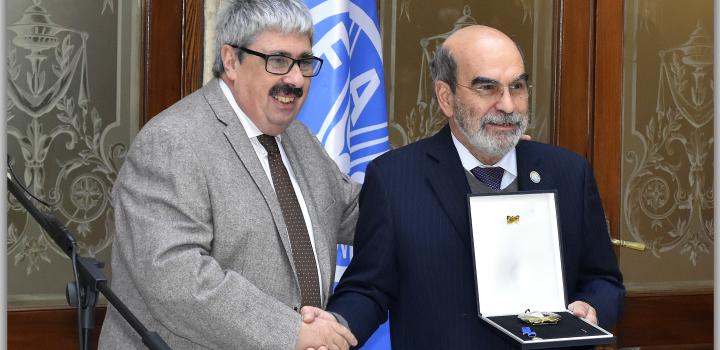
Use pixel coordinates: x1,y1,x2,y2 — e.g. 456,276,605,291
295,309,358,350
300,306,339,324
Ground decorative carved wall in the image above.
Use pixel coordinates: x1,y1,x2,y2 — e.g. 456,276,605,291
621,0,713,291
379,0,554,147
6,0,141,307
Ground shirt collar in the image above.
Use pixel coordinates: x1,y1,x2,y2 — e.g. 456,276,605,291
451,131,517,177
219,79,281,143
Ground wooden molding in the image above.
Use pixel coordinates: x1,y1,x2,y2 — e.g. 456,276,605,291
7,292,712,349
143,1,182,125
182,0,205,97
142,0,204,126
592,0,623,240
8,307,106,349
616,292,713,348
553,0,594,157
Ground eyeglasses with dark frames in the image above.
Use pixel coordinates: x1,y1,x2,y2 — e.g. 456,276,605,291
230,45,324,77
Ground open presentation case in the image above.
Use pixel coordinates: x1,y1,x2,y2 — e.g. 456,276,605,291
468,191,614,349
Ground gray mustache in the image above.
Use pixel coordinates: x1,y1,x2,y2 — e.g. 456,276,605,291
481,113,523,127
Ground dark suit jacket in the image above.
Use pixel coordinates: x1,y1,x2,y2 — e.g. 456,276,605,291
326,125,624,349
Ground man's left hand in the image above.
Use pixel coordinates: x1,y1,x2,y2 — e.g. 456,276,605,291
567,301,597,325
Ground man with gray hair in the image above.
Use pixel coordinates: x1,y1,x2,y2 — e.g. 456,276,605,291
304,24,624,348
99,1,358,349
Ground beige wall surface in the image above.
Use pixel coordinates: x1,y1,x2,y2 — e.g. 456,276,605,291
6,0,141,307
620,0,713,291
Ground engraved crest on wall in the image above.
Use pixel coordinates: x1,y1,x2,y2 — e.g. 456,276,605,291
389,5,479,146
623,21,713,266
386,1,547,148
6,0,125,274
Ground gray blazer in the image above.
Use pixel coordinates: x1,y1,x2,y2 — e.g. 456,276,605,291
98,79,359,349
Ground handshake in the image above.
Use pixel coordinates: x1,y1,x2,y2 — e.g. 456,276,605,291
294,306,358,350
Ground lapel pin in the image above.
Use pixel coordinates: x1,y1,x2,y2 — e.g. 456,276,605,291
530,171,541,184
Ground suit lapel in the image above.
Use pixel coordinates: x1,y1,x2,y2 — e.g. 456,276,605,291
515,141,554,191
425,126,472,245
203,80,297,274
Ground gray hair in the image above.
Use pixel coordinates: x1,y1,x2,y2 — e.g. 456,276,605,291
429,38,527,94
429,45,457,93
211,0,315,78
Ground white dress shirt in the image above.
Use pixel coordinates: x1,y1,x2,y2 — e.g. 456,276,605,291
451,132,518,190
220,80,324,301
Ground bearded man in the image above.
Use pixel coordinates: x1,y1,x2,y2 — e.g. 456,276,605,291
302,25,625,349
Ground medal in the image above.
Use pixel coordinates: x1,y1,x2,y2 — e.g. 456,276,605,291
518,309,561,325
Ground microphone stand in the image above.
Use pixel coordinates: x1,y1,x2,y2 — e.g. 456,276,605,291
7,174,171,350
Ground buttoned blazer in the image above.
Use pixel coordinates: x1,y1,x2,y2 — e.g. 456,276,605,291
98,79,359,349
327,125,624,349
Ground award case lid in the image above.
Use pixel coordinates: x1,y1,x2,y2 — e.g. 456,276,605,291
468,191,566,317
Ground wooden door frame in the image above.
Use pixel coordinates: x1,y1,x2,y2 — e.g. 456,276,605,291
142,0,205,125
554,0,713,348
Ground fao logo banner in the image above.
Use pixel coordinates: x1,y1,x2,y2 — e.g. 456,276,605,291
297,0,390,184
300,1,392,347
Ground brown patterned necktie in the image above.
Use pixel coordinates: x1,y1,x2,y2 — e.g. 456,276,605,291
257,134,321,307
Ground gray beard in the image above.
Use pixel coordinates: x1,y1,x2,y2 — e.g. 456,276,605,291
454,99,529,161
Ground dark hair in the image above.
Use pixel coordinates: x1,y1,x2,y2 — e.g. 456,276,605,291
429,45,457,93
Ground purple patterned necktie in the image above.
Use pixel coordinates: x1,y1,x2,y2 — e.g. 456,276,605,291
257,134,321,307
470,166,504,191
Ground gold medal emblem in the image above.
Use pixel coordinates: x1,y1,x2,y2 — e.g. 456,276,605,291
518,310,562,325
